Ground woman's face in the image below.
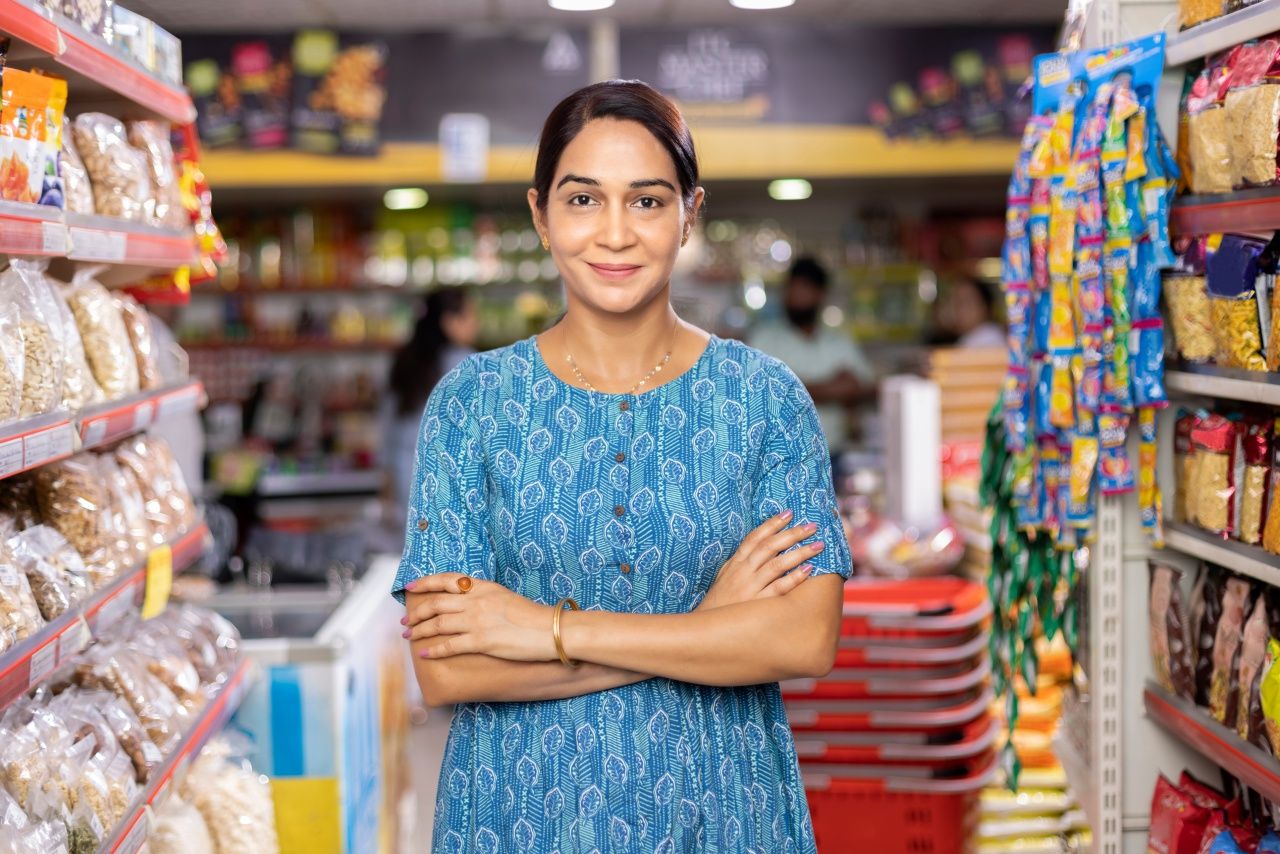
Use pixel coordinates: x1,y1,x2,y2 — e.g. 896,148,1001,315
442,298,479,348
529,117,704,318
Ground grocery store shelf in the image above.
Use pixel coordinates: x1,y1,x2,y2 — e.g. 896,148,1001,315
1145,683,1280,804
1170,187,1280,236
0,202,195,278
1162,522,1280,587
190,283,415,298
182,339,400,354
0,380,207,482
79,381,206,450
1166,364,1280,405
103,658,254,854
1166,0,1280,66
257,469,384,498
0,522,211,715
0,0,195,125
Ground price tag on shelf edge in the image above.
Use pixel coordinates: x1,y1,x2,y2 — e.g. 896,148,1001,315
28,639,57,687
22,423,73,468
141,544,172,619
81,416,108,447
0,436,22,477
132,400,155,432
157,386,199,421
40,220,66,255
58,617,91,663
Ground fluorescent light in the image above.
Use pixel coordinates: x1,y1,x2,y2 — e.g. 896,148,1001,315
384,188,428,210
549,0,615,9
730,0,795,8
768,179,811,201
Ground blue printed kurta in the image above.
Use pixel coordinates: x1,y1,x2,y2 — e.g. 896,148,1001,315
393,335,852,854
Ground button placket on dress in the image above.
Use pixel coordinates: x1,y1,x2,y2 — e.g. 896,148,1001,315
610,396,636,606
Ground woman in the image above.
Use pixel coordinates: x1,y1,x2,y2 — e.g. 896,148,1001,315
395,80,851,853
385,287,478,521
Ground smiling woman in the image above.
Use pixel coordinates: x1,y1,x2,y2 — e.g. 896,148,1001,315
393,80,852,854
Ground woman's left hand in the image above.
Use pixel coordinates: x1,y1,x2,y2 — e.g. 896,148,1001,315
403,573,557,661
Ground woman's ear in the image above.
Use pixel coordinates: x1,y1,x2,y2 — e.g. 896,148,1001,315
527,188,547,248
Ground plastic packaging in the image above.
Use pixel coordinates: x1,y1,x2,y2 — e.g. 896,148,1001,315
1241,421,1271,546
1148,774,1212,854
0,300,23,426
1237,597,1270,745
1208,234,1270,371
1224,40,1280,188
49,275,102,410
127,120,186,230
0,475,40,531
34,454,118,586
0,541,44,652
9,524,92,620
1262,638,1280,754
1194,569,1226,707
180,740,280,854
113,293,161,391
0,69,52,205
0,260,66,419
97,453,151,571
62,266,140,400
72,644,188,750
71,113,152,221
115,435,196,540
1165,274,1215,362
59,120,94,215
150,795,215,854
1180,0,1224,29
1190,414,1237,535
1150,562,1195,700
1211,577,1252,724
1186,65,1234,194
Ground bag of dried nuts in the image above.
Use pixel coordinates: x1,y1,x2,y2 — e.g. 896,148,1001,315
1225,39,1280,189
34,454,118,587
59,120,95,216
114,293,161,391
61,266,139,401
127,120,187,230
0,261,66,419
71,113,153,222
0,300,24,427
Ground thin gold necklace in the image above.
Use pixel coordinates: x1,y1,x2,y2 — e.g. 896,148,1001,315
565,323,677,395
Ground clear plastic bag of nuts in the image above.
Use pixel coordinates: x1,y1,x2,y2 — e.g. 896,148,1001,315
61,266,140,401
9,524,93,621
127,121,187,230
0,541,46,651
0,260,67,419
114,293,162,391
59,120,96,216
0,301,24,427
34,454,119,587
71,113,154,222
48,274,103,410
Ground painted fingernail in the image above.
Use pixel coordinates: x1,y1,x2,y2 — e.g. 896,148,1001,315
804,522,818,533
401,629,411,639
419,649,431,659
400,616,408,626
811,540,826,551
799,563,813,574
778,509,793,521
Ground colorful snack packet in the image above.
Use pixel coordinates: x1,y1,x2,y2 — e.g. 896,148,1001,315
1139,408,1164,545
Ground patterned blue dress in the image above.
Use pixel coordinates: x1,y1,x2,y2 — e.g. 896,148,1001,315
393,335,852,854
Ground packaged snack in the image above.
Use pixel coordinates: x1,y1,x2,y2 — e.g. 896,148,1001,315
34,455,117,585
1186,61,1236,194
1265,418,1280,554
0,476,40,530
35,74,66,210
152,25,182,89
58,0,113,38
0,297,23,426
9,524,91,620
1209,234,1271,370
1195,569,1226,706
1240,421,1271,545
127,621,204,713
1180,0,1224,28
62,267,140,400
71,113,152,221
1237,597,1270,745
115,435,196,542
73,644,187,750
49,279,101,410
0,69,51,205
1165,274,1215,363
150,795,215,854
290,30,341,155
186,59,242,149
1262,638,1280,754
113,293,161,390
58,121,94,215
127,120,185,229
110,5,153,71
181,743,280,854
159,604,241,686
1259,831,1280,854
233,41,290,150
1139,409,1165,546
1205,827,1249,854
1180,771,1230,809
1191,414,1238,535
0,260,66,419
1148,775,1212,854
1150,562,1196,699
1210,576,1252,724
1224,39,1280,188
0,541,44,651
1176,411,1196,525
97,453,152,570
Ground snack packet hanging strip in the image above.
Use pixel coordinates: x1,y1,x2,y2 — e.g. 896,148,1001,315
1138,408,1164,545
1067,431,1098,534
1099,411,1135,496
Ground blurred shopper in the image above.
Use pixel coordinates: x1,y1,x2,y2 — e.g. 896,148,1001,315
944,276,1005,348
384,287,477,521
395,80,851,854
750,257,875,451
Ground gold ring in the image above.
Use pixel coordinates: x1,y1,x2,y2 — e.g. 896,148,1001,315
457,577,473,594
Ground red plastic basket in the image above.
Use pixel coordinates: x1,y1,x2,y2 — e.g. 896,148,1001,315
804,756,994,854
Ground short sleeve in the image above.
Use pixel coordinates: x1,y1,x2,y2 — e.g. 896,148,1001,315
752,367,853,581
392,360,495,604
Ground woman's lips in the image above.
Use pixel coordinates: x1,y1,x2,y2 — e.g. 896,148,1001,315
588,263,642,281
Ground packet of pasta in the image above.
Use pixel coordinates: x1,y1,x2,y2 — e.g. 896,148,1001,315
1239,420,1271,546
1191,414,1238,537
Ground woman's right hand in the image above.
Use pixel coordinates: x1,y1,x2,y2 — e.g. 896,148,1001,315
696,510,826,611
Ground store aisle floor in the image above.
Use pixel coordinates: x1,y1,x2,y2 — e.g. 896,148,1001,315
402,708,451,852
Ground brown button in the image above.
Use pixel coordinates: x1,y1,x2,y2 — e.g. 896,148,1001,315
614,505,625,517
620,563,632,574
619,401,629,412
615,452,626,463
417,518,429,531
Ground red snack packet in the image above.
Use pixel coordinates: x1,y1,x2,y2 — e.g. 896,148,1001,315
1150,775,1213,854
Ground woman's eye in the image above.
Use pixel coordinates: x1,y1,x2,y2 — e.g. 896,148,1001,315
635,197,662,210
569,194,593,206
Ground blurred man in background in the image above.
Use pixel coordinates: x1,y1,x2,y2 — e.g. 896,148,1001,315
750,257,875,453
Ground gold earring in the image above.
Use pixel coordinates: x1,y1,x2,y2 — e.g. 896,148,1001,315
541,236,550,250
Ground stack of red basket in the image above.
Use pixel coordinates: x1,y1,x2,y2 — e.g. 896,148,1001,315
785,577,996,854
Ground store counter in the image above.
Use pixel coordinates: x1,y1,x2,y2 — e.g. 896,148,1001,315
214,557,410,854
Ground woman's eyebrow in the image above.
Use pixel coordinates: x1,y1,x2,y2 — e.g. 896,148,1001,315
554,175,677,193
630,178,677,192
556,174,599,189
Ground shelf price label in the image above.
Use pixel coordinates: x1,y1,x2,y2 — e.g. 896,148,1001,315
0,436,22,477
141,545,172,620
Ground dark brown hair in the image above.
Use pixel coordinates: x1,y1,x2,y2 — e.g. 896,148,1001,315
533,80,700,213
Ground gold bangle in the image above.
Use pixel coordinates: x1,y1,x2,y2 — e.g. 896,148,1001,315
553,597,580,668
